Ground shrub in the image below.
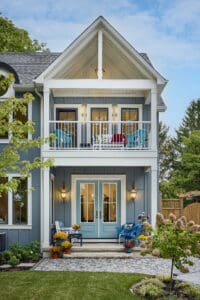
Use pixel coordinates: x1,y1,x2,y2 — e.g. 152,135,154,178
141,213,200,280
8,256,20,267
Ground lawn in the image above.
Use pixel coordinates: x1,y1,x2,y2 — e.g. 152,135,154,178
0,271,146,300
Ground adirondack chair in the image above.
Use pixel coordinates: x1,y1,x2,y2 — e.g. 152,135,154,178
54,129,72,148
127,129,147,148
117,223,144,243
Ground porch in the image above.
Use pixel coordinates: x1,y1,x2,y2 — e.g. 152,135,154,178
40,165,158,249
49,120,151,150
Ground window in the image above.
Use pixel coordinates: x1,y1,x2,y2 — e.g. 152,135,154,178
0,176,31,226
0,177,8,224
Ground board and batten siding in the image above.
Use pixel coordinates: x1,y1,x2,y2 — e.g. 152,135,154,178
52,166,151,226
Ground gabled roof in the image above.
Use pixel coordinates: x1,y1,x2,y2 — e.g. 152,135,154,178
35,16,167,85
0,52,59,84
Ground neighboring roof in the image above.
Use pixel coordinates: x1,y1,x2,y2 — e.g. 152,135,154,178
0,52,60,84
0,51,154,85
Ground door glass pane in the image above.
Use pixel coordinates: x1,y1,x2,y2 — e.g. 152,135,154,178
103,183,116,222
0,177,8,224
91,108,108,139
121,108,138,134
13,178,27,224
57,109,77,146
80,183,94,222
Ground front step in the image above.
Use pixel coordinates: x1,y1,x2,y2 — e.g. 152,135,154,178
42,243,141,258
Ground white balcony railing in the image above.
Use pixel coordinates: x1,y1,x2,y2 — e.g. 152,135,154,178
49,121,151,150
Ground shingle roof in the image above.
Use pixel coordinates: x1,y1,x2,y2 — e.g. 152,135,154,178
0,51,154,85
0,52,60,84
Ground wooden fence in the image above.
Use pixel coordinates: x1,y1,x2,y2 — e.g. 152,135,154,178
160,198,183,219
160,198,200,224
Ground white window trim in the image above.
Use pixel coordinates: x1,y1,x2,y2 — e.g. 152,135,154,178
0,174,32,229
118,104,143,122
54,104,81,121
87,104,112,122
71,174,126,226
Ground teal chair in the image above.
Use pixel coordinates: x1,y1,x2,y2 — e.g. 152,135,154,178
54,129,72,148
127,129,147,148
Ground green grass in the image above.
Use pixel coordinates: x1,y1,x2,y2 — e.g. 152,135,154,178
0,271,146,300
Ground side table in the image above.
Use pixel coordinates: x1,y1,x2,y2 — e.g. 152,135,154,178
68,232,83,246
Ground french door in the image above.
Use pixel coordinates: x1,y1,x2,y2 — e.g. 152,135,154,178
76,179,121,238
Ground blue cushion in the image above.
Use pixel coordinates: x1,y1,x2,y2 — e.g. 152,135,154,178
54,129,72,147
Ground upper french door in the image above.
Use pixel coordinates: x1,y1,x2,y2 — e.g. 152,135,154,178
56,108,77,147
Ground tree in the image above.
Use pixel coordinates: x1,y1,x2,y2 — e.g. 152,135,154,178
141,213,200,282
0,14,49,52
0,75,52,194
159,122,174,182
173,130,200,191
160,100,200,197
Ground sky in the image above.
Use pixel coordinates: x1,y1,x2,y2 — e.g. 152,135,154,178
1,0,200,135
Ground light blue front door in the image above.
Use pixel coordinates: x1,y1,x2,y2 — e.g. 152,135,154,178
77,179,121,238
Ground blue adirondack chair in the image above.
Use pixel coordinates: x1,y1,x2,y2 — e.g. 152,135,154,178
117,223,144,243
54,129,72,148
127,129,148,148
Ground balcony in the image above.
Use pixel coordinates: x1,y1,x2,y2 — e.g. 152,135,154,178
49,121,151,151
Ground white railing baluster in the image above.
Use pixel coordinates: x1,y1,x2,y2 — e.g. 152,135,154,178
49,120,151,151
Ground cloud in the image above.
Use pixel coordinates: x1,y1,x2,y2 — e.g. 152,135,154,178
0,0,200,67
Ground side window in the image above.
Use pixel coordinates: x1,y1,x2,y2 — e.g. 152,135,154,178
0,177,8,224
0,177,29,225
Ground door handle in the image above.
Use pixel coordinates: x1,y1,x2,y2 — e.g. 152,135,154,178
99,211,102,219
96,210,98,219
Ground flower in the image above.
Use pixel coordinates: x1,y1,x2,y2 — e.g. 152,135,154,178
72,223,80,230
53,231,68,240
138,234,148,241
61,241,72,249
124,240,135,248
50,246,61,254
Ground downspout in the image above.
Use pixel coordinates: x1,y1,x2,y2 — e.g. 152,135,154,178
34,83,44,251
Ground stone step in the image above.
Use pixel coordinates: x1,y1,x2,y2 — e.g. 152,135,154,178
63,251,141,258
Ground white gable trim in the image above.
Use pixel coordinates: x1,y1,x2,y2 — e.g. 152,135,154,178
35,16,167,85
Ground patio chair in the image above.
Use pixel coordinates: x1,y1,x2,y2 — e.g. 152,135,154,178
54,129,72,148
55,220,72,234
117,223,135,243
117,223,144,243
127,129,147,148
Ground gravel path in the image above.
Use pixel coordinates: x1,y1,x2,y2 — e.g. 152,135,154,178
33,256,200,286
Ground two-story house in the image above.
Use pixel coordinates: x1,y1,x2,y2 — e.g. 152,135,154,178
0,16,167,250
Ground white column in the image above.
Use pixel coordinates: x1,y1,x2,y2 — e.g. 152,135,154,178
151,89,157,151
98,30,103,79
8,176,12,225
150,167,158,228
43,87,50,150
41,167,50,248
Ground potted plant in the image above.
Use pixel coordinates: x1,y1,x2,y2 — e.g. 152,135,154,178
50,246,61,259
61,241,72,254
124,240,135,253
53,231,68,246
72,223,80,232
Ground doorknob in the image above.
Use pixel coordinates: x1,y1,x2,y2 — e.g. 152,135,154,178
96,210,98,219
99,211,102,219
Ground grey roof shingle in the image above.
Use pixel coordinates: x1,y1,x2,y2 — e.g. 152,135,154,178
0,51,153,85
0,52,60,84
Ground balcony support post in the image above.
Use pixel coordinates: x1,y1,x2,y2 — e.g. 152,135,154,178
43,86,50,150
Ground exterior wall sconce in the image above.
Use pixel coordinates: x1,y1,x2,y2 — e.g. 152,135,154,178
61,182,67,201
130,183,137,200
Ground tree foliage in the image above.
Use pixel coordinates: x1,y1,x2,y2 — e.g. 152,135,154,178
141,213,200,281
0,75,52,194
160,99,200,197
0,14,49,52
